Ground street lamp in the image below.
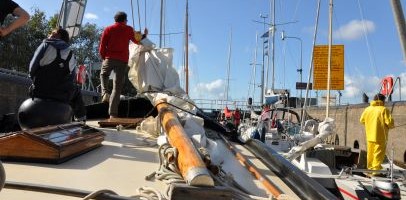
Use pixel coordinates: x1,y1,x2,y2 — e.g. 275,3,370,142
281,31,303,106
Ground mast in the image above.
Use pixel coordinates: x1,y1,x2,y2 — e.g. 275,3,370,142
225,30,232,103
260,14,267,105
270,0,276,92
253,33,259,103
159,0,164,48
300,0,321,133
390,0,406,61
326,0,333,118
184,0,189,95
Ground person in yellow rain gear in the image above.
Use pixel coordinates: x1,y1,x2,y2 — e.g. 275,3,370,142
360,93,394,173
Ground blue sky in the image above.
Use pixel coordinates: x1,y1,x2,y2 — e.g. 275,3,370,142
17,0,406,105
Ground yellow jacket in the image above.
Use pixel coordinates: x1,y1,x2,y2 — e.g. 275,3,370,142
360,100,394,142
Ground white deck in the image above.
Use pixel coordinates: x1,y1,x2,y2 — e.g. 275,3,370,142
0,120,166,199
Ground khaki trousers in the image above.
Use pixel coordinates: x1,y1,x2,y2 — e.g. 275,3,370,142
100,59,127,117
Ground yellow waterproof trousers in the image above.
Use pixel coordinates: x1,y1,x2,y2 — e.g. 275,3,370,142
367,141,386,171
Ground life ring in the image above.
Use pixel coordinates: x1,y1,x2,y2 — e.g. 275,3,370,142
380,76,394,96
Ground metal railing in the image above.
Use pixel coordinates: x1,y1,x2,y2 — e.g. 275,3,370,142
192,99,262,112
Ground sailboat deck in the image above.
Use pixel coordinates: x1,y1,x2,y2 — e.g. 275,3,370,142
0,120,165,199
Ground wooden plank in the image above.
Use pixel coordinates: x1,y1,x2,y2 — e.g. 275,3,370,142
169,183,233,200
98,118,143,128
155,100,214,186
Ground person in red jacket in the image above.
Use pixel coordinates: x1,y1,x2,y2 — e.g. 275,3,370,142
233,108,241,128
99,11,147,119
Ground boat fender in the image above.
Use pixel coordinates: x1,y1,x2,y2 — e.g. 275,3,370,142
18,98,72,130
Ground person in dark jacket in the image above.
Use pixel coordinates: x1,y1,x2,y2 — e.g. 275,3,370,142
0,0,30,37
29,28,86,121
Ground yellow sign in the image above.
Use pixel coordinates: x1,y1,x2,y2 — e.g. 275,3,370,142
313,45,344,90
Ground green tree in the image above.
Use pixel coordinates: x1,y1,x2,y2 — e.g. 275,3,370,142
0,9,50,73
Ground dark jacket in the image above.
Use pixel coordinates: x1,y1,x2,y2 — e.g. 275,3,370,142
29,38,76,102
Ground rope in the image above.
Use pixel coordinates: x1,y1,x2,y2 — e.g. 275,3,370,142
356,0,378,77
209,169,271,200
82,188,164,200
145,144,185,185
131,186,164,200
82,189,118,199
130,0,135,28
137,0,142,30
144,0,147,28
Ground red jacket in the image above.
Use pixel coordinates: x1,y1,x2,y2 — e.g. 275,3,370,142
99,22,138,63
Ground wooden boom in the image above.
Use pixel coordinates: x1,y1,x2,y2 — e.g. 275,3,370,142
155,100,214,186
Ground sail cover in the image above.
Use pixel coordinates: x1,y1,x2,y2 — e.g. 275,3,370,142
128,39,185,96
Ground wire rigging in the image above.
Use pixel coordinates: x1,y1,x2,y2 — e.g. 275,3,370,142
137,0,141,30
357,0,379,78
130,0,135,28
130,0,144,30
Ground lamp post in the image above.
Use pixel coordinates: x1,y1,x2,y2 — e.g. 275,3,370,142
281,31,303,106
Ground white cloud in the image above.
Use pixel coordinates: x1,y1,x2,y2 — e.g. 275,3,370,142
193,79,225,99
334,20,375,40
341,74,380,103
84,13,98,20
189,43,198,53
341,73,406,103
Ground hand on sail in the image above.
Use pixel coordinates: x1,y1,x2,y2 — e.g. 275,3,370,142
134,28,148,43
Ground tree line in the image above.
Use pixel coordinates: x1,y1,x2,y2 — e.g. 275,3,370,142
0,9,137,96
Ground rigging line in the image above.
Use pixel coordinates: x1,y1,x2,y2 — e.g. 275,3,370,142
136,0,141,30
144,0,146,28
130,0,135,29
300,0,321,132
357,0,379,77
188,16,201,97
292,0,302,23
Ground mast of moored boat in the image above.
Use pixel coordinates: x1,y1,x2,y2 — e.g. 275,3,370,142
159,0,164,48
326,0,333,118
224,29,232,107
300,0,321,132
390,0,406,62
184,0,189,95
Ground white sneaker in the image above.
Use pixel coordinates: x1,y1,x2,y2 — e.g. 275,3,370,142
102,93,110,103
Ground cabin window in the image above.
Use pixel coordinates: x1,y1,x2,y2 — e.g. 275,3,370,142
353,140,359,149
